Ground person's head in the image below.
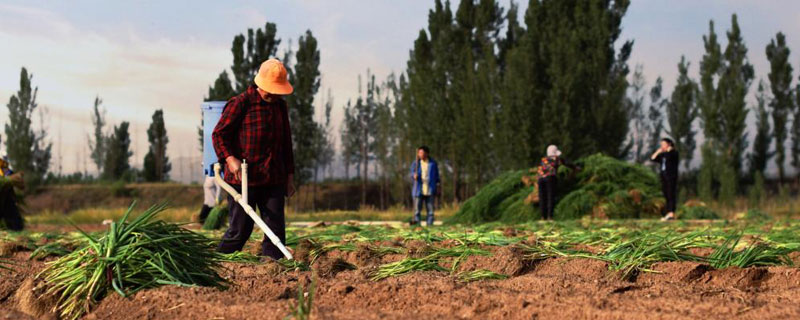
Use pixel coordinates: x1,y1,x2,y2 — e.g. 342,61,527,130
660,138,675,151
254,59,293,101
546,145,562,158
417,146,430,161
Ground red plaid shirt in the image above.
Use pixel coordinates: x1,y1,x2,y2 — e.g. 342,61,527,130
212,85,295,186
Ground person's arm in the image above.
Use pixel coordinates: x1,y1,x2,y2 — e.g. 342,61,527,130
410,161,418,181
560,157,579,171
281,101,296,197
212,97,244,180
650,148,663,162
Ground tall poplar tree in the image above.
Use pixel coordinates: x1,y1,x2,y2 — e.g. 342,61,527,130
143,109,171,182
765,32,793,182
749,81,772,176
286,30,321,186
666,56,698,170
5,67,51,191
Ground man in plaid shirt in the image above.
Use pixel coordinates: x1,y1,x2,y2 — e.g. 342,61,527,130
212,58,295,259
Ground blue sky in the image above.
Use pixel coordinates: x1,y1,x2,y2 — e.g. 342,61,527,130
1,1,799,180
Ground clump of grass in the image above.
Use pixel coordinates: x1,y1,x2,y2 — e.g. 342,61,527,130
277,258,311,272
598,232,705,279
448,170,528,224
202,205,229,230
309,243,357,263
678,205,720,220
457,269,508,282
29,241,72,260
709,233,791,268
370,257,448,281
41,202,227,320
285,275,316,320
368,245,404,256
217,251,261,264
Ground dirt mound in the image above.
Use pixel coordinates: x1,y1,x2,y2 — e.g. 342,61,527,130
637,261,711,284
405,240,433,258
313,255,357,278
13,277,59,319
2,239,800,319
703,267,770,290
535,257,609,279
0,240,29,257
457,246,531,276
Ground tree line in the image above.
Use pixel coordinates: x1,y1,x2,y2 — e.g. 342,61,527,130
5,0,800,209
337,1,800,208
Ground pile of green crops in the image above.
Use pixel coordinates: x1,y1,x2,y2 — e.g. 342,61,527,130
450,154,663,224
41,203,226,320
448,170,539,224
202,205,229,230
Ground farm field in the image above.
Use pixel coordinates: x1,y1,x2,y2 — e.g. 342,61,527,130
2,215,800,319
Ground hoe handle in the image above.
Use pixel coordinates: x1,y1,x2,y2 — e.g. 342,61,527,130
213,163,293,260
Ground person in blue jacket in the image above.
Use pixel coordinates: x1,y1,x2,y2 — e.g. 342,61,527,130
410,146,440,226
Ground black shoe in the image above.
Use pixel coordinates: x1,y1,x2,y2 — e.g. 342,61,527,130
198,205,212,224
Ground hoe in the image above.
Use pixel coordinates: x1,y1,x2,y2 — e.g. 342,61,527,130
213,161,293,260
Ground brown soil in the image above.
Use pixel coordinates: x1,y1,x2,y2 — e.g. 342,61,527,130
2,242,800,319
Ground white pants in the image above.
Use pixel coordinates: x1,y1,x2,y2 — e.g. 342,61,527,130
203,176,223,207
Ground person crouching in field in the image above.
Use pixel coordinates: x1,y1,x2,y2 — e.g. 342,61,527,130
650,138,679,221
212,58,296,260
537,145,578,220
410,146,440,226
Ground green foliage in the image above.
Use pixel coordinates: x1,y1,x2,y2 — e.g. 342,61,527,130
554,190,596,220
677,205,720,220
285,276,316,320
41,203,226,320
599,232,705,279
109,180,134,197
718,164,736,206
102,122,132,180
448,170,528,224
554,154,662,220
666,56,698,170
750,82,773,176
89,96,106,173
709,233,791,268
452,154,661,223
5,67,51,192
370,256,447,281
743,208,771,221
143,109,170,182
766,32,793,182
286,30,322,187
202,205,229,230
698,144,716,201
457,269,508,282
496,186,540,223
748,171,766,208
230,22,281,92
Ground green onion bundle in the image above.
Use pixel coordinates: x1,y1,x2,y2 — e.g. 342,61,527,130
457,269,509,282
41,203,227,320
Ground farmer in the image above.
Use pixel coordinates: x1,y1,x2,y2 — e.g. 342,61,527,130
537,145,577,220
196,172,223,224
650,138,679,221
410,146,440,226
212,58,295,260
0,157,23,231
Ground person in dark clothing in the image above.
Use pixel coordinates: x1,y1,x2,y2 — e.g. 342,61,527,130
537,145,578,220
650,138,679,221
212,58,296,260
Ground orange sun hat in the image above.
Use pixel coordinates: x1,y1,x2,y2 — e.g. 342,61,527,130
254,59,293,95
